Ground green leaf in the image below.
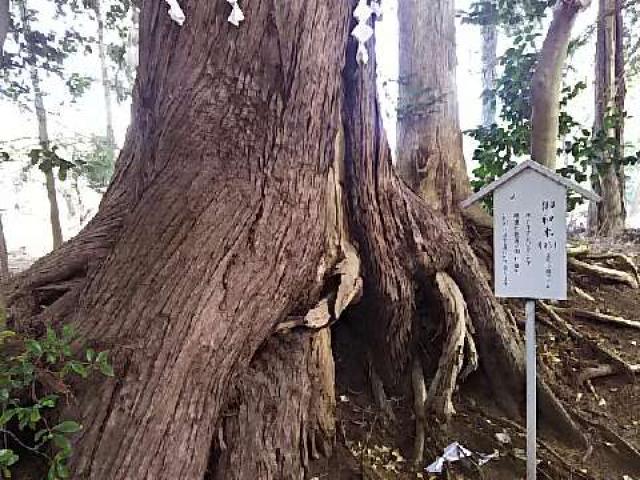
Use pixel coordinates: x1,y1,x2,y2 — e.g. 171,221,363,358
38,395,58,408
29,408,41,425
25,339,43,357
98,362,114,377
53,421,82,434
61,325,74,341
52,433,72,453
0,449,18,466
85,348,95,363
96,352,114,377
56,462,70,478
0,410,16,426
68,361,89,378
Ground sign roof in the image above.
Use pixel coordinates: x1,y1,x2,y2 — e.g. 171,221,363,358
461,160,601,209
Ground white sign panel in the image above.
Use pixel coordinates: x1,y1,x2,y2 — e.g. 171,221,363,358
493,169,567,300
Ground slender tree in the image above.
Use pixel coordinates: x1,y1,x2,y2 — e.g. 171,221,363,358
531,0,592,169
93,0,116,155
6,1,585,477
19,0,64,249
0,213,8,284
0,0,8,55
481,1,498,127
589,0,626,235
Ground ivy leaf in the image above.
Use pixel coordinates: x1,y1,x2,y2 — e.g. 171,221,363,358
53,421,82,434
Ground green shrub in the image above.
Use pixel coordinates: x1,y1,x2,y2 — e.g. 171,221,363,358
0,325,113,479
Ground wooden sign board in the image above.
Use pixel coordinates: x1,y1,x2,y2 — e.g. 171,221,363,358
461,160,600,301
493,169,567,300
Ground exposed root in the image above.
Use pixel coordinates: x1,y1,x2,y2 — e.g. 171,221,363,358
569,257,638,288
411,357,427,466
578,363,640,384
572,285,595,302
467,406,595,480
569,245,640,284
426,272,477,421
366,351,395,423
539,302,638,377
555,306,640,330
576,413,640,469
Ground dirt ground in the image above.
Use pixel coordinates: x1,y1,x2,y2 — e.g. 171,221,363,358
314,233,640,480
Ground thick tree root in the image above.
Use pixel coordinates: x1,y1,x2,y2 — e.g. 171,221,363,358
366,351,395,423
426,272,477,421
411,357,427,466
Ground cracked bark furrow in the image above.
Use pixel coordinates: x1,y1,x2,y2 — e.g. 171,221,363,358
211,330,335,480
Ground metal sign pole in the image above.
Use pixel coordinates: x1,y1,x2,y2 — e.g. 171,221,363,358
525,299,537,480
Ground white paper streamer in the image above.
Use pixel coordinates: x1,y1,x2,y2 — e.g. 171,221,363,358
370,0,382,18
227,0,245,27
351,0,374,64
165,0,185,25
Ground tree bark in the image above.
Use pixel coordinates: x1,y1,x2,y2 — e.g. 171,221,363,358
396,0,472,216
19,0,63,250
5,1,584,478
94,0,116,154
531,0,588,168
590,0,626,236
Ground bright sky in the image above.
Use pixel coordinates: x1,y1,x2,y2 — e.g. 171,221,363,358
1,0,639,260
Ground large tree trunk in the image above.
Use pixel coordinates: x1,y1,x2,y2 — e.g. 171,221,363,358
589,0,626,236
531,0,588,169
6,0,584,478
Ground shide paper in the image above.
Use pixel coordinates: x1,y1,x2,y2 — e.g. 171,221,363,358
165,0,185,25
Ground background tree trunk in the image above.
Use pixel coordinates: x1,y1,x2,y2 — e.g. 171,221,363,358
20,0,63,250
32,69,64,250
481,7,498,127
94,0,116,154
396,0,471,216
531,0,586,169
0,214,8,282
0,213,8,313
590,0,626,236
0,0,8,56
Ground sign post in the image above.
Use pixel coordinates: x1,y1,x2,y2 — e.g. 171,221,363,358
461,160,600,480
525,299,536,480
